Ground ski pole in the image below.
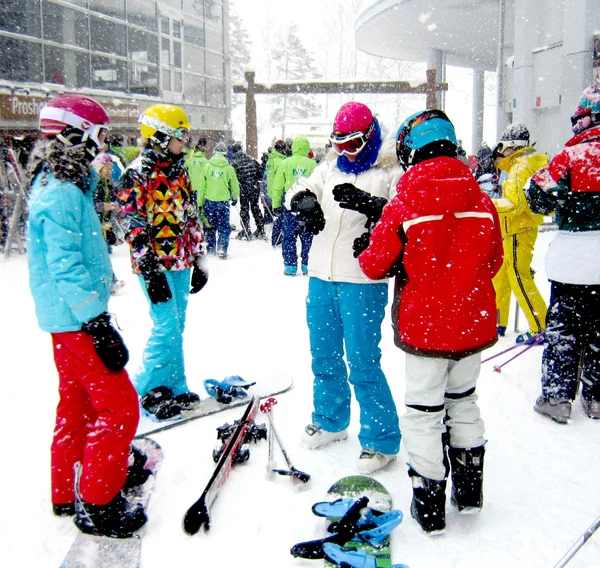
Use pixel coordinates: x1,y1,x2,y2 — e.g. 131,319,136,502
492,334,546,373
553,513,600,568
260,398,310,484
482,331,546,364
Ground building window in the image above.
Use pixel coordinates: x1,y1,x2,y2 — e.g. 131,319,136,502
127,0,157,31
44,46,90,88
89,0,125,20
184,23,204,48
91,54,127,91
0,0,41,38
162,68,171,91
161,36,170,66
182,0,203,18
0,36,42,82
43,2,89,49
206,77,224,106
174,70,182,92
204,24,223,52
205,0,222,26
128,27,158,65
184,73,205,104
130,61,158,96
205,51,223,79
183,44,204,74
172,21,181,39
90,15,126,57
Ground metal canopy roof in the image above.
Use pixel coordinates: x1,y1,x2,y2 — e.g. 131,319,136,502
355,0,500,71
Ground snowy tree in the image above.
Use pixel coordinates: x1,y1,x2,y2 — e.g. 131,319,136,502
268,24,322,130
229,7,252,108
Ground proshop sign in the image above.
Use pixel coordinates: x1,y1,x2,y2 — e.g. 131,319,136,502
0,95,48,122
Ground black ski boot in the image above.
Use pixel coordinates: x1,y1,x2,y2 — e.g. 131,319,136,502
74,492,147,538
53,502,75,517
172,391,201,411
448,445,485,513
124,445,152,490
408,468,446,535
140,386,181,420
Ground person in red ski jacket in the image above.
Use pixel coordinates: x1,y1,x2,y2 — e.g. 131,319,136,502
357,110,504,535
527,83,600,424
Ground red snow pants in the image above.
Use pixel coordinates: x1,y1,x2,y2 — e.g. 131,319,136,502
50,331,139,506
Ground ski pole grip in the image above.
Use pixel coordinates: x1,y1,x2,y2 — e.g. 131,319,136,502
260,397,277,413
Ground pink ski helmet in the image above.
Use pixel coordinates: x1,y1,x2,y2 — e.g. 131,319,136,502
330,102,375,157
39,94,110,158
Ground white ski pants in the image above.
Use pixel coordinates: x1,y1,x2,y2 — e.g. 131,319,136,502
402,352,485,481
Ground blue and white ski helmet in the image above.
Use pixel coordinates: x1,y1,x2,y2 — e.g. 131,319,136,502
396,110,457,169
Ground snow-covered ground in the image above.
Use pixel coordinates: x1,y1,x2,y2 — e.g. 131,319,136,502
1,224,599,568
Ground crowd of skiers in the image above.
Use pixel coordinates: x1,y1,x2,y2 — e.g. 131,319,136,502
25,83,600,542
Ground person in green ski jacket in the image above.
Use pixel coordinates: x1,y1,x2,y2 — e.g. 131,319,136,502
265,140,288,247
272,136,317,275
198,141,240,259
185,137,208,193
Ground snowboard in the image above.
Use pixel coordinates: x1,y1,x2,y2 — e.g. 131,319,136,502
183,395,260,535
135,374,293,439
324,476,394,568
60,437,163,568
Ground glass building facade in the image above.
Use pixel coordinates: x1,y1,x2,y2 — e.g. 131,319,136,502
0,0,231,138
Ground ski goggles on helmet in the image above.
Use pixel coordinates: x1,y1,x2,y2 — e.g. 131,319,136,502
570,110,598,134
329,120,375,156
492,139,529,156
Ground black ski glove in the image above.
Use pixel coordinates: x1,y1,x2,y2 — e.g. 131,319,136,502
82,312,129,372
352,232,371,258
190,258,209,294
332,183,388,224
290,190,326,235
138,256,172,304
273,208,282,218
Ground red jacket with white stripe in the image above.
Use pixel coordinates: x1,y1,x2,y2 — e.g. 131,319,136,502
359,156,504,359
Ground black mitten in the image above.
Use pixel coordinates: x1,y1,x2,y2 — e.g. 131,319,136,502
82,312,129,372
332,183,388,224
290,190,326,235
138,256,172,304
190,259,209,294
352,232,371,258
273,208,282,217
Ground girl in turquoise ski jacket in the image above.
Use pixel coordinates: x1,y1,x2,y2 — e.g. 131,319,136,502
27,94,146,539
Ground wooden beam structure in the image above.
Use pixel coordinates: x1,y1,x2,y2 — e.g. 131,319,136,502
233,69,448,158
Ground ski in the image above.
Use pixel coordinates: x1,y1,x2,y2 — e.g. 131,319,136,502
182,396,260,535
135,375,292,439
60,437,162,568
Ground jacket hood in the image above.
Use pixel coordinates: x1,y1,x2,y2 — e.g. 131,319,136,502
398,156,484,215
209,153,230,167
27,138,90,190
291,136,310,157
497,146,543,172
566,125,600,147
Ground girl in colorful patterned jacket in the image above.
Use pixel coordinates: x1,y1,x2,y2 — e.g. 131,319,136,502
118,104,208,421
357,110,504,535
526,84,600,425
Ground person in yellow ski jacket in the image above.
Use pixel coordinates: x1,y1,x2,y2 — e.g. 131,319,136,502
492,124,548,342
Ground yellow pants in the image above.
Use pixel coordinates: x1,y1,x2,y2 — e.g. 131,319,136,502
493,228,547,333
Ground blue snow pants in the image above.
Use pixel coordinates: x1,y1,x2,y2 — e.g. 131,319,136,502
135,269,191,397
282,204,313,268
306,277,401,454
203,199,231,254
